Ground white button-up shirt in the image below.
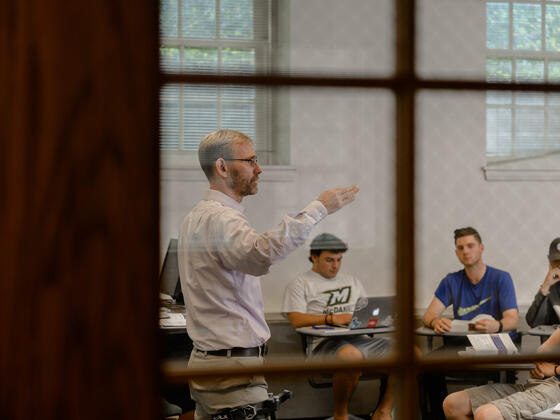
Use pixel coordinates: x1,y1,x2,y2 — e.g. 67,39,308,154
178,189,328,351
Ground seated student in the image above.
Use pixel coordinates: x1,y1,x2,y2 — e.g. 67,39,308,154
423,226,518,342
525,237,560,327
282,233,394,420
421,227,519,419
443,327,560,420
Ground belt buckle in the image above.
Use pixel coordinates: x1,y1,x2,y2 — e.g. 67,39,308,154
261,343,268,356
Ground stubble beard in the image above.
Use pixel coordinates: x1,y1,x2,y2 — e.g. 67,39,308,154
230,168,258,197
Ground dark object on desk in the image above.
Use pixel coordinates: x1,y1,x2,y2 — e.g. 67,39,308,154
211,390,293,420
160,238,184,304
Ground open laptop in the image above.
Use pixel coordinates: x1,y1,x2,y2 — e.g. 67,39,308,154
347,296,396,330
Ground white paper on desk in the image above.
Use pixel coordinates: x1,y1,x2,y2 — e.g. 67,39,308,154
552,402,560,414
451,314,494,332
159,313,186,327
467,333,518,354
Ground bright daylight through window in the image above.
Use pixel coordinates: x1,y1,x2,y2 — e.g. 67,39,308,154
486,1,560,161
159,0,271,167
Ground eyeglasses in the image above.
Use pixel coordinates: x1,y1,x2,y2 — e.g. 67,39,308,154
224,158,259,167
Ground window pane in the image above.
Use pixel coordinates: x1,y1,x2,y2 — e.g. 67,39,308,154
548,61,560,105
183,0,216,38
183,101,218,149
487,108,512,157
487,58,512,104
222,48,255,74
220,0,254,40
184,84,218,100
160,46,180,73
487,57,512,82
515,109,545,155
546,5,560,51
513,3,542,50
160,0,178,37
515,59,544,105
222,102,255,138
183,47,218,73
160,85,180,150
221,48,256,99
487,2,509,49
222,85,255,100
548,109,560,150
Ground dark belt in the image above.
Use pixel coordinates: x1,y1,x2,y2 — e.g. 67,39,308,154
196,343,268,357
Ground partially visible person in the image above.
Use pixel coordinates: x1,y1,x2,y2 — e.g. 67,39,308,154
526,237,560,327
421,227,518,420
443,327,560,420
283,233,394,420
178,129,359,420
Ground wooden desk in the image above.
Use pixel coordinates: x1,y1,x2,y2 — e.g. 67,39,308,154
416,327,532,383
534,406,560,419
296,326,395,357
415,326,485,351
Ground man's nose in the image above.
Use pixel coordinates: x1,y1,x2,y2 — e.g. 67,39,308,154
255,162,263,174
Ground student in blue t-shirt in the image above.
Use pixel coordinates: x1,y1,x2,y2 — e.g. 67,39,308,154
423,226,518,337
419,227,519,420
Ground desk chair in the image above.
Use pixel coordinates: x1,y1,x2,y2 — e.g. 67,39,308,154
211,390,293,420
298,331,390,389
299,334,331,388
163,399,183,419
297,331,389,417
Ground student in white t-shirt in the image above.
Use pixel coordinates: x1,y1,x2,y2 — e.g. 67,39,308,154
282,233,393,420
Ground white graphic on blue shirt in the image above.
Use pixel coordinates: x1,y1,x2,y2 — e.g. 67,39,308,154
457,296,492,317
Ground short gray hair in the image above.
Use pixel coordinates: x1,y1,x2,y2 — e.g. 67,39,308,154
198,129,253,180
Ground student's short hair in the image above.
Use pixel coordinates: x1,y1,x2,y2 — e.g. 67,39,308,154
308,233,348,263
453,227,482,244
198,129,253,180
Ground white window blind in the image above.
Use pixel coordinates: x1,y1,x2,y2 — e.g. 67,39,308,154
159,0,271,165
486,0,560,161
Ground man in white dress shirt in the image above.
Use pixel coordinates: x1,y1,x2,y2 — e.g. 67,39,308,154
178,129,359,420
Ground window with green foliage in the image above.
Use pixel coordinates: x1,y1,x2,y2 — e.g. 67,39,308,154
159,0,271,166
486,0,560,161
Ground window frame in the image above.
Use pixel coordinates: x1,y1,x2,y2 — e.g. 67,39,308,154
159,0,273,168
486,0,560,165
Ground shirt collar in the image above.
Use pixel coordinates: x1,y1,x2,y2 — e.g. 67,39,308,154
308,269,338,281
204,189,245,213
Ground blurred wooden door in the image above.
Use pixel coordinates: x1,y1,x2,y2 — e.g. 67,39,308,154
0,2,160,419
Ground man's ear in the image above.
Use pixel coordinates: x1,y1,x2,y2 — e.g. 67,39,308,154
214,158,228,178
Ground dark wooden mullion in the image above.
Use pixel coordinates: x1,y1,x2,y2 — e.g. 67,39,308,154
0,2,160,419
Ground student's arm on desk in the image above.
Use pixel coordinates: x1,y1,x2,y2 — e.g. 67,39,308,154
423,297,452,334
530,329,560,379
470,308,518,333
287,312,352,328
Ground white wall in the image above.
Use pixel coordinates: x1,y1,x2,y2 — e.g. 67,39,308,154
161,0,560,314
